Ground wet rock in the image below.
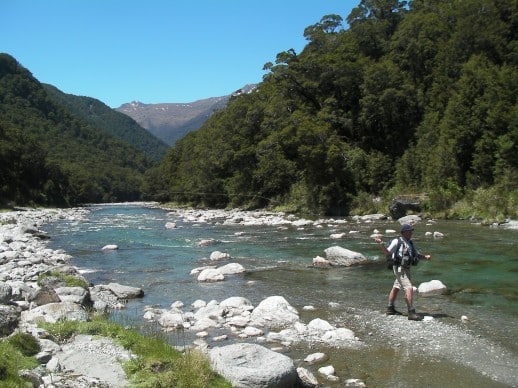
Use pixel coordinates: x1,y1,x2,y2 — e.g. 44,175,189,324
323,246,368,267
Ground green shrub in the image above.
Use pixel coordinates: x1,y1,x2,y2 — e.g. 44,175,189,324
0,340,39,385
6,332,40,356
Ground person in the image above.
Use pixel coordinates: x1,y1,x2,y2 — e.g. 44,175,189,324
374,223,432,321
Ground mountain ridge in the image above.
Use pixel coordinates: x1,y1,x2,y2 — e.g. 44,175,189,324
42,84,169,161
116,84,256,145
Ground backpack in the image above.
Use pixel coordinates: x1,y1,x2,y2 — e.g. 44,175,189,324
385,237,403,270
386,237,419,270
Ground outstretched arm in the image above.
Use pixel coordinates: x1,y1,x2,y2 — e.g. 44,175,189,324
374,237,390,255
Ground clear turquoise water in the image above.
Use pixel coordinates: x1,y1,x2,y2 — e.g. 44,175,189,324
44,204,518,385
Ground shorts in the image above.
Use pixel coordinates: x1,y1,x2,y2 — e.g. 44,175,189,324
392,266,413,291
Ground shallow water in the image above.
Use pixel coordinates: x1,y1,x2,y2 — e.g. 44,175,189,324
44,204,518,386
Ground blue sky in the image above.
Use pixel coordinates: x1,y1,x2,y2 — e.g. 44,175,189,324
2,0,356,108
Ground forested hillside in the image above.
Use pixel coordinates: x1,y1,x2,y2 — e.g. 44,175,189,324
153,0,517,219
43,84,169,161
0,53,155,206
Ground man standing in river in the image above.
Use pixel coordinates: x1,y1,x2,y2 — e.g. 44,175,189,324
374,224,432,321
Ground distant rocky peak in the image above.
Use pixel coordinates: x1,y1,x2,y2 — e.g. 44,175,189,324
116,84,257,145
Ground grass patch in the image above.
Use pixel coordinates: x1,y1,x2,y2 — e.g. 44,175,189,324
0,334,40,386
39,314,231,388
37,270,90,289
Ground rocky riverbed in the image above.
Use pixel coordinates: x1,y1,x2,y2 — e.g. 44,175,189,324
1,207,517,387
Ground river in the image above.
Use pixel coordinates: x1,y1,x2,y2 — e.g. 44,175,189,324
43,203,518,387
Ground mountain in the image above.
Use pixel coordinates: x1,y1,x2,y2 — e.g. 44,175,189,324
0,53,154,206
43,84,169,161
116,84,257,145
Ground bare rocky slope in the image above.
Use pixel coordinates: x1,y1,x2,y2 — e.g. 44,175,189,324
116,84,256,145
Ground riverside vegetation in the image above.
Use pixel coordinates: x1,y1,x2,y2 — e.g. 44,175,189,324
1,0,516,221
0,209,231,387
1,315,230,387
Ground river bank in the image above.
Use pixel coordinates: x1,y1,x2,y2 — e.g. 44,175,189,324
1,205,517,387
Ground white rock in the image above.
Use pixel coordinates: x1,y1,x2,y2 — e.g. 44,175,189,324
318,365,335,377
220,296,253,312
197,268,224,282
346,378,366,387
418,280,447,295
304,352,327,364
242,326,264,336
312,256,331,267
323,246,368,266
210,251,231,261
217,262,245,274
101,244,118,250
158,312,184,328
297,367,319,387
209,343,297,387
249,296,299,329
165,222,176,229
191,299,207,309
308,318,334,332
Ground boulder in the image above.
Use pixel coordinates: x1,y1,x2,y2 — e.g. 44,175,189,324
209,343,297,388
210,251,231,261
304,352,327,364
0,304,20,336
323,246,368,267
312,256,331,268
21,301,89,324
249,296,299,329
297,367,319,387
31,285,61,306
398,215,422,225
0,282,12,304
217,263,245,275
220,296,253,314
101,244,118,250
55,286,91,306
418,280,447,296
102,283,144,298
197,268,225,282
158,312,185,328
389,197,422,219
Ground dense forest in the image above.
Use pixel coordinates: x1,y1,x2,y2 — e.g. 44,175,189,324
0,53,158,206
1,0,516,220
150,0,517,219
42,84,169,162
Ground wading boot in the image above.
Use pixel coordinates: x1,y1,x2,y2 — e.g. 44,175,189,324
407,309,423,321
386,305,398,315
